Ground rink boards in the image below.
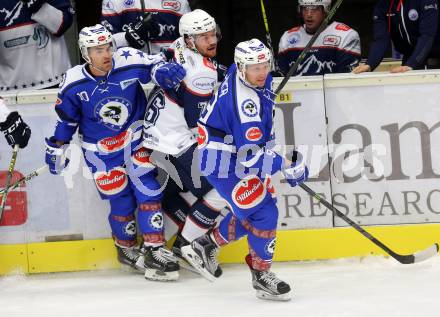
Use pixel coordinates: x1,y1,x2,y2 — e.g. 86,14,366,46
1,71,440,274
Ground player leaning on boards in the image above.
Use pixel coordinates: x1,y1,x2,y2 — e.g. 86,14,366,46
44,24,186,281
278,0,361,76
0,97,31,149
182,39,309,301
100,0,191,54
142,9,228,269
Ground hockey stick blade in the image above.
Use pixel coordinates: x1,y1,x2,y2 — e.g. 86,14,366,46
299,183,439,264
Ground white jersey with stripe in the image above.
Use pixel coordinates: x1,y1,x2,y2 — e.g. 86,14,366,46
143,37,218,155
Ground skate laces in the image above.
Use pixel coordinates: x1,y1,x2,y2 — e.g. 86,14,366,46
260,271,282,287
120,246,140,262
209,247,220,269
152,247,176,264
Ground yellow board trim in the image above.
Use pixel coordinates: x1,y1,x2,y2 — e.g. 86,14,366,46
1,224,439,275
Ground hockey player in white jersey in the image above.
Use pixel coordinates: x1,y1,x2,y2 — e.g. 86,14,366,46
0,97,31,148
277,0,361,76
142,9,228,265
100,0,191,54
44,24,186,281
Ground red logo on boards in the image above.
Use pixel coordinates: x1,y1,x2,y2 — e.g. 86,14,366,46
0,171,27,226
95,168,128,195
245,127,263,141
232,176,266,209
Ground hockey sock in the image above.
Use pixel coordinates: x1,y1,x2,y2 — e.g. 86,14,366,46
181,199,220,242
138,201,165,247
109,194,137,247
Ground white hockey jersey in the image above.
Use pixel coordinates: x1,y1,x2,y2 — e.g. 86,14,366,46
101,0,191,54
277,21,361,76
0,98,10,123
143,37,219,155
0,0,73,92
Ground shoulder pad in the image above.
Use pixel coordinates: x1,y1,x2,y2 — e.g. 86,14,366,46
59,65,87,94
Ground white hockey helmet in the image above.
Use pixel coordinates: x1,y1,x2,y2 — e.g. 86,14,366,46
78,24,115,63
179,9,217,36
234,39,272,84
298,0,332,12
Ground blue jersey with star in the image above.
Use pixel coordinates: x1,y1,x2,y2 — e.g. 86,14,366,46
53,47,164,144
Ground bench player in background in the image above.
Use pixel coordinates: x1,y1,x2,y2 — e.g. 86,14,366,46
278,0,361,76
141,9,228,264
44,24,186,281
0,97,31,148
182,39,309,301
100,0,191,54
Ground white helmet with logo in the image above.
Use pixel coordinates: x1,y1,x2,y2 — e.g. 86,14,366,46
78,24,114,63
234,38,272,84
179,9,216,36
298,0,332,12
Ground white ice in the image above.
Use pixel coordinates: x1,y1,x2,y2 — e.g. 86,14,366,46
1,255,439,317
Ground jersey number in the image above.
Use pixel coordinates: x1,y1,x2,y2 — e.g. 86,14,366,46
144,88,165,128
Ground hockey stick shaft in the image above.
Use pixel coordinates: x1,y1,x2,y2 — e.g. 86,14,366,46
274,0,344,95
299,183,439,264
259,0,279,72
0,165,48,195
0,145,19,220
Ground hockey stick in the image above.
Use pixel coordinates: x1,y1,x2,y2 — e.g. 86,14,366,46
274,0,344,95
0,145,19,221
259,0,279,72
0,165,48,196
299,183,439,264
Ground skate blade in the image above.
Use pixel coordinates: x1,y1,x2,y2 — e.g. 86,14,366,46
256,290,292,302
181,245,217,282
144,269,179,281
177,257,201,275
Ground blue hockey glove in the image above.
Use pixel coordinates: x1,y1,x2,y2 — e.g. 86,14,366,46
152,62,186,89
45,137,69,175
282,151,309,187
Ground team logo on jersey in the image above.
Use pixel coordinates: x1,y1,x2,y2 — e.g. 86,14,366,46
232,176,266,209
124,220,137,236
288,33,300,46
265,238,276,255
408,9,419,21
132,148,155,168
323,35,341,46
95,167,128,196
335,23,350,32
245,127,263,141
162,0,181,11
149,212,164,230
192,77,216,91
197,124,208,148
241,99,259,118
123,0,135,8
95,97,132,130
97,130,132,153
33,25,49,49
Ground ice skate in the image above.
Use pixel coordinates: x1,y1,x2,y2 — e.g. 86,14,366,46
115,244,145,273
171,234,201,274
181,233,222,282
142,245,180,281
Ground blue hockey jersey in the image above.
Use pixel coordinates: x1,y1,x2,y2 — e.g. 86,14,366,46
197,64,284,178
53,47,164,155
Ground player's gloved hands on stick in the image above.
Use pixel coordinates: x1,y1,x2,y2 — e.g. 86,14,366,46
21,0,46,14
45,137,70,175
0,112,31,149
153,62,186,89
125,12,161,49
282,151,309,187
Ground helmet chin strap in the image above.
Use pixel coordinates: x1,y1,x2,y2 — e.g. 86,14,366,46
89,63,109,76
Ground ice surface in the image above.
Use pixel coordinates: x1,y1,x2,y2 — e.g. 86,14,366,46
1,255,439,317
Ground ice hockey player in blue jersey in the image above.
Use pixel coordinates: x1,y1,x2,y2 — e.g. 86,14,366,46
277,0,361,76
141,9,228,267
181,39,309,301
44,24,186,281
100,0,191,54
